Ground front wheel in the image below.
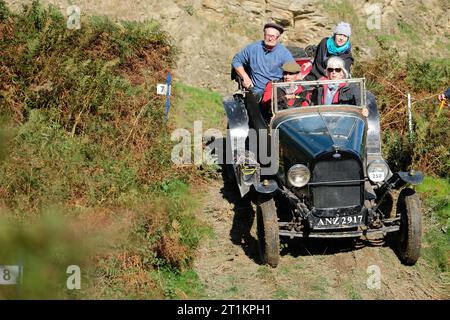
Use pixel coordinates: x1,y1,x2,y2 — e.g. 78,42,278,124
396,188,422,265
256,195,280,267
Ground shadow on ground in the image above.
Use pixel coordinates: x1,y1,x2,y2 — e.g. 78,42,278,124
279,236,391,258
218,160,261,264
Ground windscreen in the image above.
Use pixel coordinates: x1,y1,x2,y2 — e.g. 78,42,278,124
293,114,364,141
272,78,365,112
276,113,366,158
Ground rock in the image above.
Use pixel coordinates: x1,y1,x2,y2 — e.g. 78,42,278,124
202,0,224,12
241,1,265,14
4,0,447,94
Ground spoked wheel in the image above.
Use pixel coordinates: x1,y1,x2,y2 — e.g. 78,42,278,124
396,188,422,265
256,195,280,267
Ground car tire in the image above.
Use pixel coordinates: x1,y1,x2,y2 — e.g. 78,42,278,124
396,188,422,265
256,195,280,267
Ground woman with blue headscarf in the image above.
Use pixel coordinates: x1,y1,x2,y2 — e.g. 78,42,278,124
306,22,354,80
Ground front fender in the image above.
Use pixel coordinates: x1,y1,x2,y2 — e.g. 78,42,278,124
389,170,424,189
254,179,278,194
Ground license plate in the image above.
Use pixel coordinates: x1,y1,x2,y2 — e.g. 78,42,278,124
315,214,364,229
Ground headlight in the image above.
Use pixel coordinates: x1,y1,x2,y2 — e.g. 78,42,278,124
287,164,310,187
367,160,389,183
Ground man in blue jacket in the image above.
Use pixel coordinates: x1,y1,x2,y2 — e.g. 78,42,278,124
232,22,295,99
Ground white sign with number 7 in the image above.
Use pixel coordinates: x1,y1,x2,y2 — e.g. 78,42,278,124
157,84,170,95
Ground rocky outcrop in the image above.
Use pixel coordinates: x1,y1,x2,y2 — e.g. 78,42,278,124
200,0,329,44
4,0,449,93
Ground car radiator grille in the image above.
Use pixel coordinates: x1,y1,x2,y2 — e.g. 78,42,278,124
311,158,363,209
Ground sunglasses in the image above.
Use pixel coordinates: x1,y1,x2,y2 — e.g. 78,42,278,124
327,67,342,73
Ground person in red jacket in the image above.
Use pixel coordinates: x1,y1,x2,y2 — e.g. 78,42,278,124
261,62,309,116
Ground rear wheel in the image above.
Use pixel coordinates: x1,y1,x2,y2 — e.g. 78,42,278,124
396,188,422,265
256,195,280,267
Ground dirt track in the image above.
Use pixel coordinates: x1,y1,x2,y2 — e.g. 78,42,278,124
193,174,448,300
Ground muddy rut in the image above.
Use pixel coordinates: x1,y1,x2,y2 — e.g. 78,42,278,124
193,173,447,300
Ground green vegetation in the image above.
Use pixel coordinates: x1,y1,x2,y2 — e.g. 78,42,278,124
308,276,329,299
354,50,449,280
0,211,90,299
324,0,449,293
416,177,449,274
353,51,450,177
151,268,204,299
397,19,420,45
322,0,449,59
0,0,206,299
173,82,225,130
183,4,195,16
0,0,448,300
344,281,362,300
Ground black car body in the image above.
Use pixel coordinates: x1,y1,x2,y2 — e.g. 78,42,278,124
224,78,423,267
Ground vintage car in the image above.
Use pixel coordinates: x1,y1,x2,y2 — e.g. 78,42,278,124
223,77,423,268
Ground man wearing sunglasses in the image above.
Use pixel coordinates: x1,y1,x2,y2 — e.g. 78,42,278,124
231,22,295,99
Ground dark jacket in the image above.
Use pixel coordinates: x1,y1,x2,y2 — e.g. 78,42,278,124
310,78,361,106
445,88,450,99
262,81,309,111
306,37,354,80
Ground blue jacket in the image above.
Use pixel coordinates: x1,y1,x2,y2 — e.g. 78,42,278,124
445,88,450,99
232,41,295,94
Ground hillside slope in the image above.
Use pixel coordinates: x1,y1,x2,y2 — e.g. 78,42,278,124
2,0,448,300
4,0,449,93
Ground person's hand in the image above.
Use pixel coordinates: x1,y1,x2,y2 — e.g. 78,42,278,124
285,94,296,100
438,93,446,101
362,107,369,117
242,76,253,89
303,61,312,69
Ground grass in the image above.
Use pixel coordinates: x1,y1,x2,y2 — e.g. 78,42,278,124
256,266,274,280
0,209,92,299
273,288,289,299
172,82,226,130
308,276,329,299
1,0,448,300
170,82,224,180
353,50,450,177
397,19,421,45
0,0,207,299
344,281,362,300
151,268,204,299
417,177,450,227
416,177,450,274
